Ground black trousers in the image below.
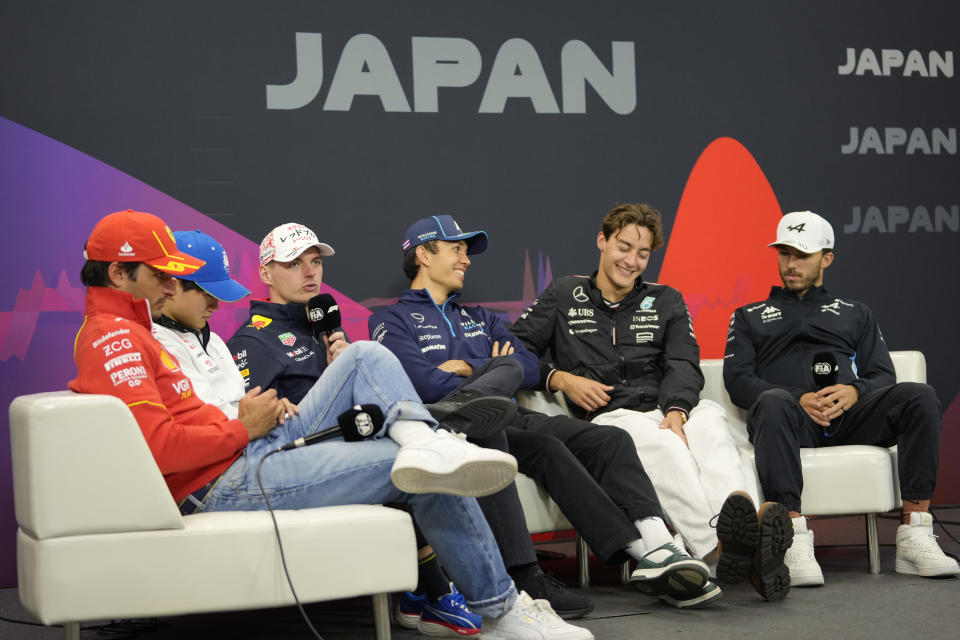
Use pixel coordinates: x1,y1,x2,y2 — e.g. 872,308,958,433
747,382,941,513
453,357,664,565
450,358,537,569
509,410,664,565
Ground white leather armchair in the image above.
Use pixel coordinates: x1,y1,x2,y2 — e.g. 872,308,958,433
10,391,418,640
701,350,922,574
515,351,923,580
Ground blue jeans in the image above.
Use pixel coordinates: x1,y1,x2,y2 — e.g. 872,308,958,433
199,341,517,617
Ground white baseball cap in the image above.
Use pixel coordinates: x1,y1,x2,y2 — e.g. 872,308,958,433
259,222,335,266
769,211,835,253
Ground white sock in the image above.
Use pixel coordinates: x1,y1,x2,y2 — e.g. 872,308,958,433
389,420,436,446
625,538,647,562
792,516,808,533
634,517,673,550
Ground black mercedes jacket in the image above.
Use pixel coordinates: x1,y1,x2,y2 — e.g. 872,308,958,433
723,285,896,410
511,273,703,420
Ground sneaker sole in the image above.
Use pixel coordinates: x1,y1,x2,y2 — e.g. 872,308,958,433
659,584,724,609
391,458,518,498
895,558,960,577
715,491,760,585
751,502,794,602
554,602,595,621
630,559,709,598
789,571,825,586
432,397,518,440
419,619,482,637
394,606,421,630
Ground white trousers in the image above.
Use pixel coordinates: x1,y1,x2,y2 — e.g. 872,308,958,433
591,399,759,559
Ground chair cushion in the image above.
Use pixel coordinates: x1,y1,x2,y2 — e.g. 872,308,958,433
18,504,416,625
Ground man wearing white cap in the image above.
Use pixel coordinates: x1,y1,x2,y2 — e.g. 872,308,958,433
724,210,959,585
226,222,521,498
227,222,341,403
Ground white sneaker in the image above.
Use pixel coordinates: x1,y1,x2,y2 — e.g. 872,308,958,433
391,429,517,498
784,517,824,586
481,591,593,640
895,512,960,577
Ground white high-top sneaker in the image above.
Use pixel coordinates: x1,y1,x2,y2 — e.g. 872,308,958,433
481,591,594,640
390,429,517,498
784,517,824,586
895,512,960,577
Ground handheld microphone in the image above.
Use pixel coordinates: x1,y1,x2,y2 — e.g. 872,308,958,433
279,404,384,451
307,293,343,343
812,351,838,389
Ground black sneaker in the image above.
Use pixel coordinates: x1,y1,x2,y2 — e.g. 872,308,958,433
508,564,594,620
752,501,793,602
427,392,517,440
716,491,792,602
716,491,760,584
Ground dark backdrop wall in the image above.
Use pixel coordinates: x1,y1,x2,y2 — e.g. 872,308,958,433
2,1,958,585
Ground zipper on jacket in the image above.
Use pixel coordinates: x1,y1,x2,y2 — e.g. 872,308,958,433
434,298,457,337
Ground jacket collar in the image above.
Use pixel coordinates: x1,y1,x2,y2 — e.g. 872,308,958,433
587,271,647,306
769,284,831,302
248,298,311,327
84,287,153,330
155,313,211,349
401,288,461,309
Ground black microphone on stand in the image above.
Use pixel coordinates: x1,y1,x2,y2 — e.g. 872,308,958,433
278,404,384,451
307,293,344,344
811,352,838,389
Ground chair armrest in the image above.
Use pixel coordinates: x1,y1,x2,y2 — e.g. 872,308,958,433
11,391,183,540
890,350,926,383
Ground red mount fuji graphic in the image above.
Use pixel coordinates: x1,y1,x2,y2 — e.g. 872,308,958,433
660,137,782,359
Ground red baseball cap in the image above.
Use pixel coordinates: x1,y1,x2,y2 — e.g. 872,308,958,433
84,210,206,275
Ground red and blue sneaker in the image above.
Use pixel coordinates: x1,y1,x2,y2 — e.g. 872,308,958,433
395,585,482,636
395,591,430,630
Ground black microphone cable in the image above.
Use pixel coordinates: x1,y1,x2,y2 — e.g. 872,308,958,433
251,404,383,640
256,449,326,640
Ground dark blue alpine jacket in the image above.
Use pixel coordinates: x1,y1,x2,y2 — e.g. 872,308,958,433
723,285,896,410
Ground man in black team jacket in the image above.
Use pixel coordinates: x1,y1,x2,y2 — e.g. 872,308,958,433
723,210,959,586
512,203,791,602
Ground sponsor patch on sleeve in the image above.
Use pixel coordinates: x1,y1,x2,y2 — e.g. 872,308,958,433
250,315,273,330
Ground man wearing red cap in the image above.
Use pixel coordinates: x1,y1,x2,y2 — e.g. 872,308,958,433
70,210,254,502
70,210,594,639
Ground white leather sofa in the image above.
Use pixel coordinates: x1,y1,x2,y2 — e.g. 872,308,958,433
10,391,418,640
515,350,923,582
